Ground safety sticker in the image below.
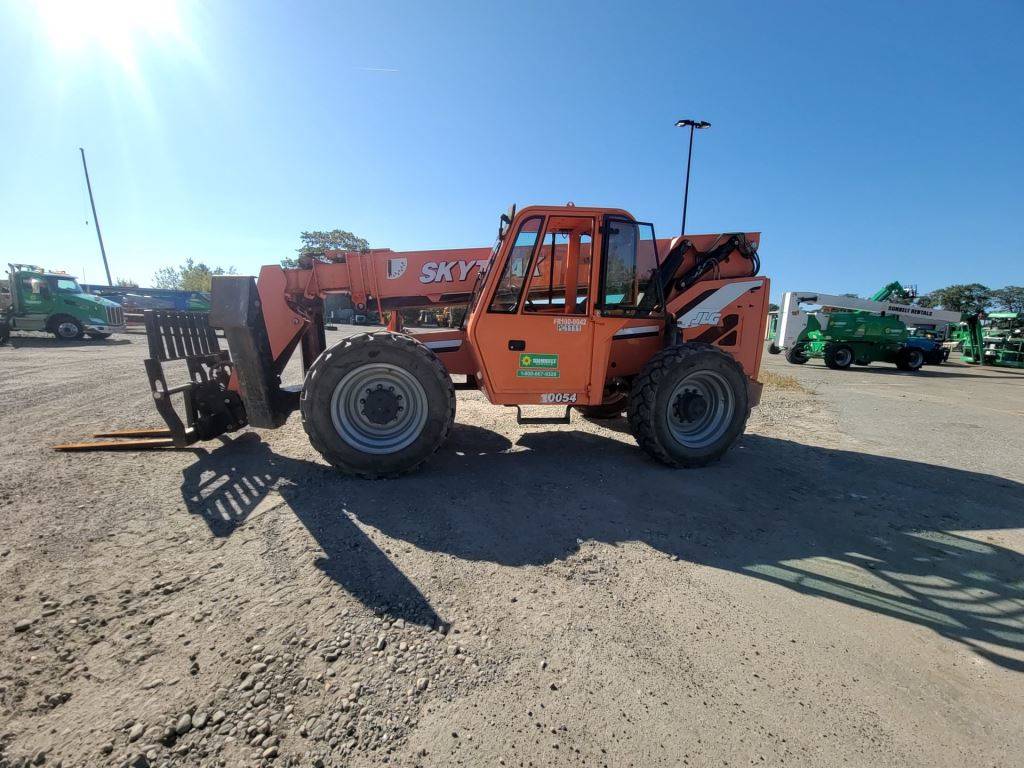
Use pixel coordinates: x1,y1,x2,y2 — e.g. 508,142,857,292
518,353,558,368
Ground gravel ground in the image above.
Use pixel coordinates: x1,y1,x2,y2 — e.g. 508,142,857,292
1,328,1022,767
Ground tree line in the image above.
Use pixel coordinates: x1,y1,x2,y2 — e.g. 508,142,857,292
917,284,1023,315
149,231,367,291
153,258,237,292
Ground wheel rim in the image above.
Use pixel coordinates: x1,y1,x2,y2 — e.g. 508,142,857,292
908,350,923,366
835,348,852,366
330,363,429,454
666,370,736,449
57,322,79,338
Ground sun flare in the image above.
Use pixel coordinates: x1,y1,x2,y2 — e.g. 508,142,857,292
33,0,187,74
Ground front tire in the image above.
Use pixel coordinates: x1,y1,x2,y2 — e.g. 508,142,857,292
627,343,750,468
896,347,925,372
785,344,809,365
823,344,854,369
300,332,455,478
51,316,84,340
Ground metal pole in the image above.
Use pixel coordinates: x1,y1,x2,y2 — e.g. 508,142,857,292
675,119,710,237
681,124,695,236
79,148,112,285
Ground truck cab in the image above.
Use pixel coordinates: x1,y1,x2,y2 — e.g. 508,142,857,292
1,264,126,342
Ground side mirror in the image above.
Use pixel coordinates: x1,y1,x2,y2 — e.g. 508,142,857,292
498,203,517,240
39,286,51,300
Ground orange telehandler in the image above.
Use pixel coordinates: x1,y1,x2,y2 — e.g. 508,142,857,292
60,204,769,477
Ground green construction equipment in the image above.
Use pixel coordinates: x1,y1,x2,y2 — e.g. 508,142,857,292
783,311,929,370
868,281,917,302
959,311,1024,368
770,288,964,372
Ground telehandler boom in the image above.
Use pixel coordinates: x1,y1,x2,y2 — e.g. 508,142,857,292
59,206,770,477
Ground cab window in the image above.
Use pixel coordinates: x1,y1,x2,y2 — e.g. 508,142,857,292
488,216,543,312
599,217,660,317
50,277,81,294
22,277,43,295
522,217,594,315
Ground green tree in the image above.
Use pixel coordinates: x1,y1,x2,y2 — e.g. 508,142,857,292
153,258,236,292
917,284,991,314
153,266,181,290
991,286,1024,313
282,229,370,268
115,277,139,288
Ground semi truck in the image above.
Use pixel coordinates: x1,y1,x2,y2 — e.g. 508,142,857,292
0,264,126,344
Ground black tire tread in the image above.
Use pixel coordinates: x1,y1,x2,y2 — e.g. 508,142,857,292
785,345,808,365
896,347,925,372
49,314,84,341
575,393,628,420
823,343,853,370
627,342,749,468
300,332,455,479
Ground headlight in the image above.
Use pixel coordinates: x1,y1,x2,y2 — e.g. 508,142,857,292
90,318,106,324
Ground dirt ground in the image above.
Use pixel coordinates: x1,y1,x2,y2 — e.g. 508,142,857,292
1,328,1022,768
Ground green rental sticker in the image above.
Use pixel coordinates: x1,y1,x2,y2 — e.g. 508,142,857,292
519,353,558,368
517,369,560,378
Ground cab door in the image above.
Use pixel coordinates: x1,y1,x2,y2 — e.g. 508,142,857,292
17,276,48,330
471,214,598,405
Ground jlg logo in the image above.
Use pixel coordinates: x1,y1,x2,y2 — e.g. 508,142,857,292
681,311,721,328
419,260,489,284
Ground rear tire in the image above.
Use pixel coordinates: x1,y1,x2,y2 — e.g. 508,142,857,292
575,392,627,420
896,347,925,372
51,316,84,340
0,320,9,346
823,344,854,369
627,343,750,468
785,344,809,365
300,332,455,478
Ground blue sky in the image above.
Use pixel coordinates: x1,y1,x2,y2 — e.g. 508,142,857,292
1,0,1021,300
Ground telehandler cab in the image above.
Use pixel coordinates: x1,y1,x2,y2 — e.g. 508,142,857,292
58,206,770,477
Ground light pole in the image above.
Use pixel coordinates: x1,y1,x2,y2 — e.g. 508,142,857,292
79,147,113,286
675,119,710,236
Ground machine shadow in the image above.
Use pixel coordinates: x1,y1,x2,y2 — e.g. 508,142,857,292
841,365,1024,380
177,431,503,628
7,336,132,348
179,426,1024,670
789,359,1024,379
